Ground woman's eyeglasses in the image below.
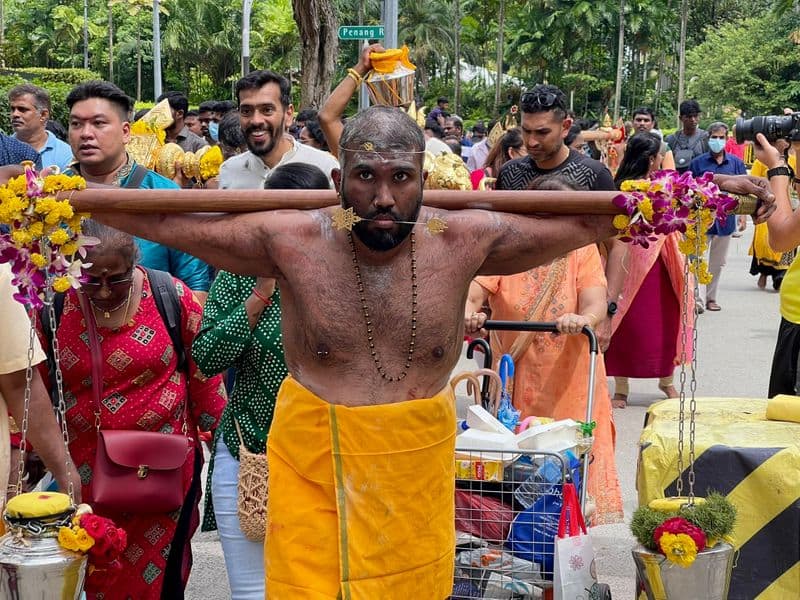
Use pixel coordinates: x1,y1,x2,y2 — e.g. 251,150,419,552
520,92,559,109
81,271,134,291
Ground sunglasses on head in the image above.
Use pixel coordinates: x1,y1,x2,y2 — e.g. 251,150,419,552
521,92,559,109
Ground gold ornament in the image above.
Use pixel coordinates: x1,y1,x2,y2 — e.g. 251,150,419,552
424,152,472,191
331,207,363,231
426,216,448,234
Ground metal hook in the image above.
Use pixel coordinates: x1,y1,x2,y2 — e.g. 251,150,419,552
470,368,502,417
466,337,493,402
449,372,482,406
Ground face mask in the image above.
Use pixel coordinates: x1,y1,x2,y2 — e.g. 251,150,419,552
208,121,220,142
708,138,725,153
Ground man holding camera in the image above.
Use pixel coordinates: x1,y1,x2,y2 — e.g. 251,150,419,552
690,122,747,312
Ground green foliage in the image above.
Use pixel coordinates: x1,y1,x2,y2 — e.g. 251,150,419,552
630,505,670,550
680,492,737,542
687,13,800,118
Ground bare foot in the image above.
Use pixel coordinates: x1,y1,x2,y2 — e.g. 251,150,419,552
757,274,767,289
659,384,679,398
612,394,627,409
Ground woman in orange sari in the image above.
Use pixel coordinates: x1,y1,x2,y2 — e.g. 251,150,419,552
463,176,623,525
604,133,696,407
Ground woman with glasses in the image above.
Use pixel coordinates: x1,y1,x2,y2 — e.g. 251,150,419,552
36,219,226,599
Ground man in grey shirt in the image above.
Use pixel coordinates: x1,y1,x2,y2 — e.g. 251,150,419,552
219,70,339,189
665,99,709,173
158,90,208,153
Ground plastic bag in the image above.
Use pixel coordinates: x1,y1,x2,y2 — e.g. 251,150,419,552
455,490,514,543
553,482,596,600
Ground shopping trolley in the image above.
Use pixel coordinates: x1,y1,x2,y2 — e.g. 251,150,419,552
451,320,612,600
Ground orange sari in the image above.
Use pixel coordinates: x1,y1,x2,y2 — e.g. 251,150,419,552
475,245,623,524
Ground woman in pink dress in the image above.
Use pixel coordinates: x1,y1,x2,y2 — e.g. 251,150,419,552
37,220,226,599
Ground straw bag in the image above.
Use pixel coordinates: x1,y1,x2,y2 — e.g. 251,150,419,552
234,418,269,541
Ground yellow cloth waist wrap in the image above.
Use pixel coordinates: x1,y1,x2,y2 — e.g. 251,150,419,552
265,376,456,600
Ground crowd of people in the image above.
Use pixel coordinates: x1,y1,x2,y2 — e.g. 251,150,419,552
0,41,794,599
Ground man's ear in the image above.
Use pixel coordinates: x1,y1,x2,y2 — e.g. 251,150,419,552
561,116,573,139
331,168,342,195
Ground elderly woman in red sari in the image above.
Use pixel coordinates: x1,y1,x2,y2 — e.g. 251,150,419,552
604,133,696,408
36,220,226,599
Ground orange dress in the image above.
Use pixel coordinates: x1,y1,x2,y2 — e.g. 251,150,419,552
475,245,623,524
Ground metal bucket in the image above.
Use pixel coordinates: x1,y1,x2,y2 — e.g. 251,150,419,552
632,542,734,600
0,529,87,599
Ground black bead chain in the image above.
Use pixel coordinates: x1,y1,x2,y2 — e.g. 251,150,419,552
348,232,417,382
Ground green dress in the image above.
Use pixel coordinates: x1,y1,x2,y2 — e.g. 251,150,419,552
192,271,287,531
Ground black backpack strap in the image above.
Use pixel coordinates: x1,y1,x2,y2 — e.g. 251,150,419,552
123,164,148,189
144,267,188,375
39,293,66,406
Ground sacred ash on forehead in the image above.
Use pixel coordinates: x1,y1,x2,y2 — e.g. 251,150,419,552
339,105,425,165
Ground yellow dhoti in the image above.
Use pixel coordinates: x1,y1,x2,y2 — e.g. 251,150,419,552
266,376,456,599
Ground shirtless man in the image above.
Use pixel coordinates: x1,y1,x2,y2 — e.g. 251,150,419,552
86,106,772,599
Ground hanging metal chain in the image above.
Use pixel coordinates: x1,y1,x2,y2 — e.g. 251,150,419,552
686,219,703,504
675,239,692,497
14,310,37,496
45,283,75,503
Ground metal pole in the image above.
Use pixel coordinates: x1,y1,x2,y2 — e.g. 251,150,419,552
383,0,397,48
242,0,253,76
83,0,89,69
358,40,369,111
153,0,162,99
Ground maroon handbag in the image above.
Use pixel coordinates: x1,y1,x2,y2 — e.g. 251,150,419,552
79,292,191,514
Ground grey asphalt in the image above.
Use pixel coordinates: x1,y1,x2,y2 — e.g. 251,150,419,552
186,225,778,599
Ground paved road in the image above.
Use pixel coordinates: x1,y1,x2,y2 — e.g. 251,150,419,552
186,226,779,599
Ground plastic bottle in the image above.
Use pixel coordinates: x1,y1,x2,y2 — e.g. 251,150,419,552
513,457,562,509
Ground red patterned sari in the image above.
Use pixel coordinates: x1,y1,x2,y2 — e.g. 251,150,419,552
37,267,226,599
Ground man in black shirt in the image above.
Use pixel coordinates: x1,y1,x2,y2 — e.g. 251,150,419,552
496,85,625,354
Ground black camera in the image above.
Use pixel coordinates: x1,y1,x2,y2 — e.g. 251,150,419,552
735,112,800,144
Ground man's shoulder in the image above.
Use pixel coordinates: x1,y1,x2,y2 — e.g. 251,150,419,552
220,151,256,172
497,156,536,189
135,166,180,189
292,144,340,169
556,150,615,190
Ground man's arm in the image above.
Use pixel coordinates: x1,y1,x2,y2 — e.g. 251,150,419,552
89,210,290,277
1,369,82,501
760,135,800,251
662,150,676,170
470,210,617,276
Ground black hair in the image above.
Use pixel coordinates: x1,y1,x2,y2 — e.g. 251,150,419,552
425,119,445,139
235,70,291,107
9,83,51,113
264,163,330,191
529,174,583,192
707,121,728,135
565,123,583,146
215,100,236,115
632,106,655,121
614,132,662,187
304,119,328,151
443,136,462,156
520,84,567,120
157,90,189,115
66,80,133,121
437,96,449,105
218,111,246,150
296,108,318,123
185,109,199,118
45,119,67,142
133,108,149,121
484,127,524,172
679,99,702,116
446,115,464,132
198,101,216,113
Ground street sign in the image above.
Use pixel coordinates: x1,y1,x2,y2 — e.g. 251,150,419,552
338,25,385,40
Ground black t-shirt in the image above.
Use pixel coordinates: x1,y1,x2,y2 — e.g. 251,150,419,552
496,149,616,191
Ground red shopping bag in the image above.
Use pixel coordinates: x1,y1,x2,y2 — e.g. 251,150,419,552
553,482,597,600
455,489,513,543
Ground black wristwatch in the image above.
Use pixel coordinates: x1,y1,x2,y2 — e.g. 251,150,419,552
607,301,618,316
767,166,792,179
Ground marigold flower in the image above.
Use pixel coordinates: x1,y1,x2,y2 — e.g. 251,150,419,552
52,276,72,293
49,228,70,245
58,526,81,552
612,214,630,230
74,527,95,552
30,253,48,268
657,532,699,568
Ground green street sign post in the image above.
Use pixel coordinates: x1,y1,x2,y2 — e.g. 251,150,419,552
338,25,385,40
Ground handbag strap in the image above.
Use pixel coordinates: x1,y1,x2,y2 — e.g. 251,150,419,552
76,292,105,431
557,482,587,538
232,416,245,448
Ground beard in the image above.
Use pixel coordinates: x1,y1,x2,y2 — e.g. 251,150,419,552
245,121,280,157
342,193,422,252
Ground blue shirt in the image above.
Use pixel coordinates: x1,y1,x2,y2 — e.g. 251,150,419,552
37,131,74,171
65,162,213,291
690,151,747,236
0,133,41,169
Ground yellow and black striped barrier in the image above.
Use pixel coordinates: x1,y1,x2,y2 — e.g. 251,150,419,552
637,397,800,599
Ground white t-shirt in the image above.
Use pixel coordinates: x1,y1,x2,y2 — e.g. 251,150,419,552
218,138,340,189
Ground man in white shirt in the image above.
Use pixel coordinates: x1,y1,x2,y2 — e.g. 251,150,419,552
219,70,339,189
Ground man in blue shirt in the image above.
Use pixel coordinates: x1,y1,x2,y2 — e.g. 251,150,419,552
8,84,73,170
0,133,40,169
690,121,747,311
64,81,212,300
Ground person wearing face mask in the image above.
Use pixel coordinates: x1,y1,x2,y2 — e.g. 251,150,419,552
690,122,747,311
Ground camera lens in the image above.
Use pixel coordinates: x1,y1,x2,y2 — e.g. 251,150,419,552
736,114,798,143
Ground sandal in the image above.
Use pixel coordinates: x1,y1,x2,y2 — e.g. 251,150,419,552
612,394,627,409
706,300,721,311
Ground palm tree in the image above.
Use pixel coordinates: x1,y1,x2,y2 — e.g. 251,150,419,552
398,0,453,91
